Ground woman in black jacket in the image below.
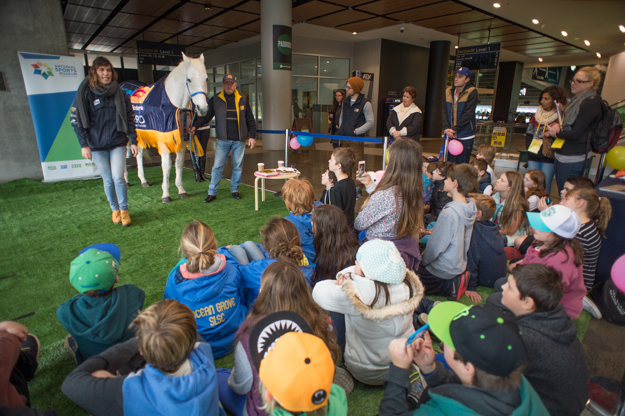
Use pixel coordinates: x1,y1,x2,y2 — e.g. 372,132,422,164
329,89,345,148
386,86,422,141
72,56,137,226
548,66,603,193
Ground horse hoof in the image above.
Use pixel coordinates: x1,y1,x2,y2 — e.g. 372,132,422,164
162,197,172,203
179,193,188,199
142,182,150,187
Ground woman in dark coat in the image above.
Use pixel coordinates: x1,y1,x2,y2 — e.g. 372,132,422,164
386,86,422,141
329,89,345,148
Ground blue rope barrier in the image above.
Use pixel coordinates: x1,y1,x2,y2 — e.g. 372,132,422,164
257,129,286,134
290,130,383,143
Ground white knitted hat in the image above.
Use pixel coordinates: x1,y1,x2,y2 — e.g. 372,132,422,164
356,240,406,284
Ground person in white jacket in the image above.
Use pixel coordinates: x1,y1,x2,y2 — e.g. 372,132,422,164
312,240,423,385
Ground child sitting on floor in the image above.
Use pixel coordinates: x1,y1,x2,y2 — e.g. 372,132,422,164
492,171,530,247
425,161,453,223
419,164,477,301
328,147,357,229
472,158,492,195
57,243,145,364
313,240,423,386
475,144,497,185
320,169,337,205
423,162,437,207
524,170,549,212
282,179,316,262
381,302,549,415
249,311,348,416
488,263,589,416
164,221,249,358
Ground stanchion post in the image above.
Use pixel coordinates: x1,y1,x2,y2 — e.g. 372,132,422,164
442,136,449,162
284,129,289,167
382,137,388,170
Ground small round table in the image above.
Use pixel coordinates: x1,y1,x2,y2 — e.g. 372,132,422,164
254,171,301,211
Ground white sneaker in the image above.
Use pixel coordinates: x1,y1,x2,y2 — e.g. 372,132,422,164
583,296,602,319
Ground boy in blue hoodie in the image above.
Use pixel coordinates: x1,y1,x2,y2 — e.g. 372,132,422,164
464,193,508,302
419,164,477,301
57,244,145,364
62,299,225,416
381,302,550,416
281,178,316,262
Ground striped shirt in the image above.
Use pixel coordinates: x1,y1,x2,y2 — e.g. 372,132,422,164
577,221,601,290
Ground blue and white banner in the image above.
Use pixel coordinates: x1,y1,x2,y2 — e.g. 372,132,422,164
18,52,99,182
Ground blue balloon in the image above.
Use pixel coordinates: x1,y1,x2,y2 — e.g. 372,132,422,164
297,135,313,147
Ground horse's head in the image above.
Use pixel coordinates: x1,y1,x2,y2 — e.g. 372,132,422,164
182,52,208,116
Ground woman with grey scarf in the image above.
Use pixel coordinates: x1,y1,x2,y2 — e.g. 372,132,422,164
71,57,138,226
548,66,603,193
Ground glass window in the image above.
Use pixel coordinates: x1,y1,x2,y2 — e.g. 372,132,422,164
207,84,214,99
320,57,349,78
319,78,347,105
214,66,225,83
477,69,496,89
292,77,317,119
257,60,262,77
241,60,256,79
226,63,240,80
123,56,137,69
293,55,318,76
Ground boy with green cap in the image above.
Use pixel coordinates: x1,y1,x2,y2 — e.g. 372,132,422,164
57,244,145,364
380,302,550,416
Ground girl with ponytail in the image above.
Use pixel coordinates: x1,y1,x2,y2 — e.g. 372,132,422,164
562,188,613,290
164,220,249,358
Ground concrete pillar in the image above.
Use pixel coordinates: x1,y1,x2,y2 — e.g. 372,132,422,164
493,61,524,123
260,0,291,150
0,0,68,182
137,63,154,85
423,41,451,138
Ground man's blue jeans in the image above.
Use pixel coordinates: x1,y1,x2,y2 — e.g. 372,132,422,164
554,159,586,194
208,139,246,195
527,161,555,194
92,146,128,211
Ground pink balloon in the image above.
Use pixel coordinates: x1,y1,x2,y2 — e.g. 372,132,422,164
290,137,301,149
448,139,464,156
611,254,625,293
374,170,385,183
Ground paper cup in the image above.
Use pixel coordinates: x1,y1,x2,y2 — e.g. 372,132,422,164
277,161,284,168
258,163,264,172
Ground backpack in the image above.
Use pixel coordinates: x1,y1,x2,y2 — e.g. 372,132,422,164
588,96,623,154
590,279,625,326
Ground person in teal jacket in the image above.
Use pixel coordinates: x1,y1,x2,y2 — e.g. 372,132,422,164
381,302,550,416
164,221,251,359
57,243,145,364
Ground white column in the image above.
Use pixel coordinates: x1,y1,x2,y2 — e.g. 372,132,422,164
260,0,292,150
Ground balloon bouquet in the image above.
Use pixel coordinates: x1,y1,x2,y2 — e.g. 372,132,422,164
290,134,313,149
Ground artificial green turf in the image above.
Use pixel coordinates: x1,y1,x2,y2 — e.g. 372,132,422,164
0,167,591,415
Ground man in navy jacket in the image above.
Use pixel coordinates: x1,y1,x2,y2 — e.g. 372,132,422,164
442,67,479,164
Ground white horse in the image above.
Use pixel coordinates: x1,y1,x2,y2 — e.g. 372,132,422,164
133,52,208,203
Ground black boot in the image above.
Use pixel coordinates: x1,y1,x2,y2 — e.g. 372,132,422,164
192,158,202,183
198,156,209,181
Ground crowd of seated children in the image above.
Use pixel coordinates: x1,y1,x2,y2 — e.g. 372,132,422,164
523,170,549,212
281,179,316,261
492,171,530,247
472,158,492,195
328,147,357,229
489,263,589,416
475,144,497,185
320,169,337,205
164,221,249,358
217,262,341,416
57,243,145,364
423,162,437,206
424,161,453,224
419,164,477,301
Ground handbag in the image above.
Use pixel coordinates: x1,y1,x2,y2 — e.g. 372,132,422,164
542,136,555,159
590,280,625,326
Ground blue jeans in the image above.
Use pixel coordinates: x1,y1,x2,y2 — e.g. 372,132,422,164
216,368,246,416
209,139,246,195
527,161,555,194
447,138,474,164
91,146,128,211
228,241,266,265
554,159,586,194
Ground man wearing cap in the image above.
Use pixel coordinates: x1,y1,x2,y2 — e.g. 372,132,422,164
337,76,374,198
195,74,257,203
381,302,550,415
442,67,478,164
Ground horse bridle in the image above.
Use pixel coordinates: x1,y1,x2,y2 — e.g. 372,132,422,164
186,82,207,100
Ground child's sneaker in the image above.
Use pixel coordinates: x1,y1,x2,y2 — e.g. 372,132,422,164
407,363,427,406
447,271,470,301
583,296,602,319
333,366,354,396
417,313,428,326
65,334,78,363
22,334,40,360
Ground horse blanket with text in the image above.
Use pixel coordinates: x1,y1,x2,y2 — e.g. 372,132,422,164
121,78,203,156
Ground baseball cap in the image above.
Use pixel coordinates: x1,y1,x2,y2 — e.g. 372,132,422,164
454,67,471,78
70,248,119,294
527,205,581,239
249,311,334,413
222,74,235,83
429,302,527,377
356,240,406,284
78,243,121,263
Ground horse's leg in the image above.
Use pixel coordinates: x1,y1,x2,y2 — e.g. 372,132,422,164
161,143,172,203
137,147,149,187
176,147,187,198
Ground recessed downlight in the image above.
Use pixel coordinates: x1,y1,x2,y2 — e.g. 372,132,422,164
352,31,357,35
493,3,501,8
620,25,625,33
584,40,591,46
538,57,543,62
532,19,539,24
561,31,568,37
596,52,602,58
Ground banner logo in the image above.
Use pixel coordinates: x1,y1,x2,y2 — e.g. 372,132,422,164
72,164,81,168
85,162,95,167
31,62,54,80
277,34,292,55
48,166,57,170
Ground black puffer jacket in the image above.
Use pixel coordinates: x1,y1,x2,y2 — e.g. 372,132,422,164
71,90,136,151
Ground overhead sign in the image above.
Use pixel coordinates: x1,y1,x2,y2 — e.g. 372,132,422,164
273,25,292,70
137,41,186,66
17,52,99,182
491,126,507,148
352,70,374,81
532,67,561,85
455,43,500,70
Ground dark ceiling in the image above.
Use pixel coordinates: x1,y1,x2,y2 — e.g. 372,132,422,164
62,0,588,58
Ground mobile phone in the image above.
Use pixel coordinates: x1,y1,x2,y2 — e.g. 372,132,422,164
545,197,551,205
358,160,365,178
406,323,429,346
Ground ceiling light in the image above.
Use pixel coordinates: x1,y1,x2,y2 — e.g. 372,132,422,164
561,31,568,36
570,65,576,71
352,32,357,35
620,25,625,33
596,52,602,58
493,3,501,7
204,4,212,10
538,57,543,62
584,40,591,46
532,19,539,24
455,45,459,49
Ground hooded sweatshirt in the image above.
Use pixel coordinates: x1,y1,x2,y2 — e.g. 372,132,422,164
467,220,507,290
56,284,145,364
285,212,315,262
123,342,225,416
487,294,589,416
422,199,477,280
312,266,424,385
